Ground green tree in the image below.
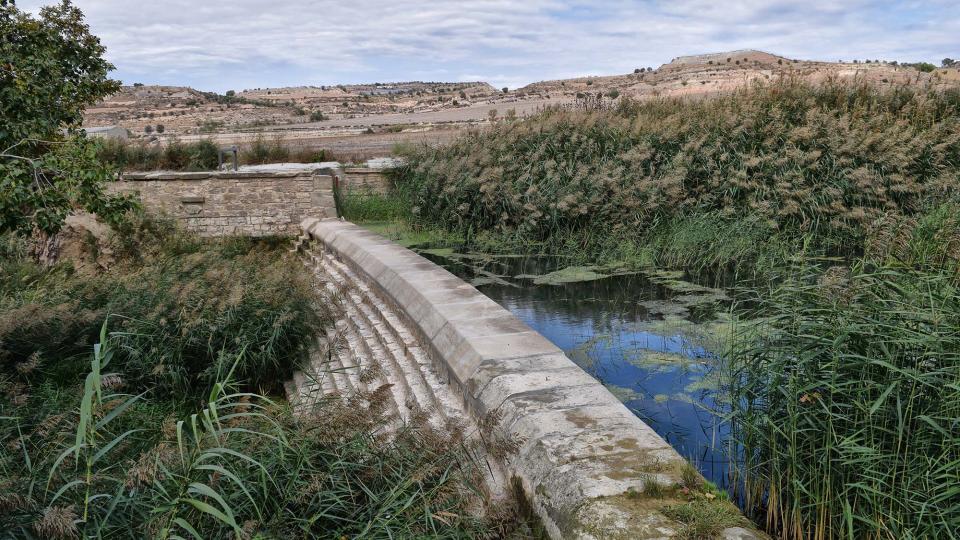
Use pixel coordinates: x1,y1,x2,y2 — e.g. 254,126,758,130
0,1,135,237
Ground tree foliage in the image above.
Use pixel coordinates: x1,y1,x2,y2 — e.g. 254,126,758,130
0,0,135,236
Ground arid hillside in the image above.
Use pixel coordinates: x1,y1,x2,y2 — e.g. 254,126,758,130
82,50,960,160
518,49,960,102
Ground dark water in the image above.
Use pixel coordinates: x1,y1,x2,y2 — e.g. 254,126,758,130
418,251,733,487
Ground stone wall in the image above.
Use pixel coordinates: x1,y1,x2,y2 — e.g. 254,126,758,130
341,167,391,194
111,171,336,236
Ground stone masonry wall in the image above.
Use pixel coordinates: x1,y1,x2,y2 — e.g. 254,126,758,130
341,167,391,194
110,171,336,236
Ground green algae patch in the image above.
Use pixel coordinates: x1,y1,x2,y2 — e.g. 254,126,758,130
420,247,455,257
605,384,645,402
533,265,605,285
625,350,697,371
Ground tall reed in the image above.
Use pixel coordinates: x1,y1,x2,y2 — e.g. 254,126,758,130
392,80,960,272
724,264,960,539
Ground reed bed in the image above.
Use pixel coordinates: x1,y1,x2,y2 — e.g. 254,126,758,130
97,136,338,172
392,80,960,275
725,262,960,539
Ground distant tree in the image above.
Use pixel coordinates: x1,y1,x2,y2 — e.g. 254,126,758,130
144,125,153,134
459,90,466,98
133,82,144,87
915,62,936,73
865,59,871,63
943,58,956,68
890,60,898,66
707,60,713,65
502,87,508,93
606,89,620,99
634,68,641,73
309,110,325,121
225,90,236,97
586,79,593,86
1,1,136,239
726,57,731,63
778,59,783,65
735,60,740,65
155,124,165,133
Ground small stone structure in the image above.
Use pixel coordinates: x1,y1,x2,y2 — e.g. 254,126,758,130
81,125,129,140
110,171,336,236
293,218,763,540
341,167,392,194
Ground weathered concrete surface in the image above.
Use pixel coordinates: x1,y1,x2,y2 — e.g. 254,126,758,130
109,171,335,236
298,217,764,540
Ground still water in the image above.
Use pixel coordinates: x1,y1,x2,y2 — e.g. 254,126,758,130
418,250,735,487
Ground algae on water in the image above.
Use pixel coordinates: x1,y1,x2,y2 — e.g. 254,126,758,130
533,266,606,285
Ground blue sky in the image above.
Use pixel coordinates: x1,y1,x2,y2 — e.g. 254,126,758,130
19,0,960,93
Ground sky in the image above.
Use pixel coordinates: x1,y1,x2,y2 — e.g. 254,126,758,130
18,0,960,93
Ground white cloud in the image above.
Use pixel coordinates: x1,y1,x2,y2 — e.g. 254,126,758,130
16,0,959,92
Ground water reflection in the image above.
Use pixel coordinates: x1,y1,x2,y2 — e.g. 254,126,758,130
419,251,733,487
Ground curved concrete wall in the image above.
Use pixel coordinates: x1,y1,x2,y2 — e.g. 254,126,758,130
301,217,759,540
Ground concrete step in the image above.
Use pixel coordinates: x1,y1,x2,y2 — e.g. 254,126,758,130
295,244,509,498
317,255,454,422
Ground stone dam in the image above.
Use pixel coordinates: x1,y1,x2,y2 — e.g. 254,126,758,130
117,171,763,539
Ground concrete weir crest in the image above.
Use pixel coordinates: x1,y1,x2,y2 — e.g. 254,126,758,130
294,217,762,540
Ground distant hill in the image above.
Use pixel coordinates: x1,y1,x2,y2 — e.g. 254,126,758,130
515,49,957,102
83,51,960,139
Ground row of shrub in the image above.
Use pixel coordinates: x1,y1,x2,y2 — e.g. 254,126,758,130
96,136,338,172
0,217,518,538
